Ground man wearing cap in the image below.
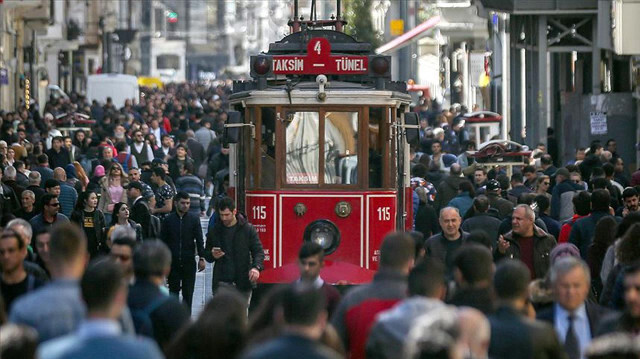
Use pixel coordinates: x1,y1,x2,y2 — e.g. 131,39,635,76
126,182,152,239
485,179,513,220
551,167,583,221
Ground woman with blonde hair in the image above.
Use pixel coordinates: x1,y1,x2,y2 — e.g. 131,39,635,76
535,175,551,198
98,162,129,223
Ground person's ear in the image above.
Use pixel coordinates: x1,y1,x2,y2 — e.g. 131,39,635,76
453,267,463,285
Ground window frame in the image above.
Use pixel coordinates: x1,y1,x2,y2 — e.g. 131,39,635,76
245,105,393,190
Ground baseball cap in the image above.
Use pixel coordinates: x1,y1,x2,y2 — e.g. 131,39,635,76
486,179,500,191
152,158,167,166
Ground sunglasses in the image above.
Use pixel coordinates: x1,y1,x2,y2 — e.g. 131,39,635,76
47,202,60,207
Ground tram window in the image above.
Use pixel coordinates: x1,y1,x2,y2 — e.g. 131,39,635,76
285,111,320,185
369,107,385,188
260,108,276,188
324,112,358,185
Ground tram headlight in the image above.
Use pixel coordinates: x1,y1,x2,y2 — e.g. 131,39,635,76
253,56,271,76
303,220,340,255
370,56,390,77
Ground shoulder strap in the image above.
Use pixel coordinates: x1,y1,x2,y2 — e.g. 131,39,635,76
27,274,36,291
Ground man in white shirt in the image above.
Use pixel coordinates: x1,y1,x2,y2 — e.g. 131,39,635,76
129,129,154,166
536,257,612,359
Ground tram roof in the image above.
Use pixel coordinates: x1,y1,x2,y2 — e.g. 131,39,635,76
230,80,412,107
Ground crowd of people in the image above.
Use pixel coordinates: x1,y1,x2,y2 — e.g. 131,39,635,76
0,87,639,359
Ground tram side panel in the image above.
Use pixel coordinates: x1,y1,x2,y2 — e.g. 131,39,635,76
246,190,397,285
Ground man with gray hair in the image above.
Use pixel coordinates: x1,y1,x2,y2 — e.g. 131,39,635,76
495,204,557,279
25,171,45,212
16,190,37,221
537,257,612,359
424,207,469,275
3,165,25,199
126,240,189,351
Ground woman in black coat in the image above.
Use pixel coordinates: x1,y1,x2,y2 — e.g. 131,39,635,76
70,190,107,258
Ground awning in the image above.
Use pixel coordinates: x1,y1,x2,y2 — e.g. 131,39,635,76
375,16,441,54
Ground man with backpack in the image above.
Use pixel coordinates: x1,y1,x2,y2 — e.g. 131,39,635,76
127,240,189,352
115,141,137,173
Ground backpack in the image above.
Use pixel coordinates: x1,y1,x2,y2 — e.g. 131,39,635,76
131,295,170,337
117,153,133,172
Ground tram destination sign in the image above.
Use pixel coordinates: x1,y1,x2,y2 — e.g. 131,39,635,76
271,37,369,75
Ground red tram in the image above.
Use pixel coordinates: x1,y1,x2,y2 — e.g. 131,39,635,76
225,6,419,285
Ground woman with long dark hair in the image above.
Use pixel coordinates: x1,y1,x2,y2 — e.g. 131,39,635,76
105,202,142,244
70,191,107,258
587,216,618,298
166,288,248,359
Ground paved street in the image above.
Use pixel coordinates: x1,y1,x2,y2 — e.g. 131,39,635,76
190,217,214,319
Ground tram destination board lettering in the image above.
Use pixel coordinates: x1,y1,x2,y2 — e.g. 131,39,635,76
271,37,368,75
272,55,368,75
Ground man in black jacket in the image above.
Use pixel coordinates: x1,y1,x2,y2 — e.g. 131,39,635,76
127,240,189,352
205,196,264,303
160,191,206,313
461,195,501,247
488,260,567,359
495,204,556,279
424,207,469,275
448,243,495,315
126,182,151,239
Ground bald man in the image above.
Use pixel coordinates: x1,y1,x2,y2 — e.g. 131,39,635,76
52,168,77,217
424,207,470,275
458,307,491,359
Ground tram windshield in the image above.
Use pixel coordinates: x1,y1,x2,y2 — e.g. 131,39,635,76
286,111,320,184
325,112,358,184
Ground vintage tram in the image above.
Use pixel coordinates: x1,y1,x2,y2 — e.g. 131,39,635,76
225,8,419,285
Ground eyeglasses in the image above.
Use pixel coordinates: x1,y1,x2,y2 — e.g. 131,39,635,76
543,182,550,185
47,202,60,207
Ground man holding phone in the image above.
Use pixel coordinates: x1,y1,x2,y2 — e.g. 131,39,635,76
205,196,264,304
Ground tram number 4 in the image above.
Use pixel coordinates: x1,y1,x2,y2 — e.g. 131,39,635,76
252,206,267,220
377,207,391,221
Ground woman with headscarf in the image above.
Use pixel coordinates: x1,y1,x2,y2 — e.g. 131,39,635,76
87,165,105,193
65,164,83,193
